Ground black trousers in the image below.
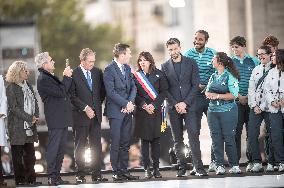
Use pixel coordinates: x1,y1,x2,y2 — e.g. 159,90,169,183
74,118,102,177
11,143,36,184
235,103,251,162
141,137,160,169
46,127,68,179
169,109,204,170
0,146,4,184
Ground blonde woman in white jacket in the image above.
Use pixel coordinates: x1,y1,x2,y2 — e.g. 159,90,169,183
264,49,284,172
0,75,8,186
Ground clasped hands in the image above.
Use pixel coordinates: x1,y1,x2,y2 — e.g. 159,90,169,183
175,102,187,114
32,116,39,125
205,92,219,100
142,103,155,114
271,99,284,108
121,101,135,114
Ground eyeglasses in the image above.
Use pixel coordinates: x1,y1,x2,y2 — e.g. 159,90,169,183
271,54,276,57
256,53,267,57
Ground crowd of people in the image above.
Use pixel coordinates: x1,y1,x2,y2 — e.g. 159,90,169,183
0,30,283,186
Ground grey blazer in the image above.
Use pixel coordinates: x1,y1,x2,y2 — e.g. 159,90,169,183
6,83,39,145
161,55,199,111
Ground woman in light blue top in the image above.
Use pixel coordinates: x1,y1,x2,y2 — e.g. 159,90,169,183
205,52,241,175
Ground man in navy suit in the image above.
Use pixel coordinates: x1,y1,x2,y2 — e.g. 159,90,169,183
70,48,107,183
103,43,138,181
161,38,207,177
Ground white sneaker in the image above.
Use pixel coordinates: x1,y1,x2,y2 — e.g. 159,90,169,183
216,166,225,175
229,166,242,174
208,161,217,172
246,163,253,172
266,163,274,172
274,165,279,171
279,163,284,172
251,163,264,173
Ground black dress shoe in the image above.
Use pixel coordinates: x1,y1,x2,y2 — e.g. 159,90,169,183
76,176,86,184
112,174,125,181
48,178,60,186
92,175,108,182
16,182,28,186
122,173,139,180
48,177,69,185
28,181,42,186
153,168,162,178
57,177,69,184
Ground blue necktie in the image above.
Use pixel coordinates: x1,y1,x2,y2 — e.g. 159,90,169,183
86,71,92,91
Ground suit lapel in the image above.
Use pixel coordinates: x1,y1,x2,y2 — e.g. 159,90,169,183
78,67,92,92
180,59,186,80
148,71,158,86
91,69,96,92
167,60,179,82
112,61,126,83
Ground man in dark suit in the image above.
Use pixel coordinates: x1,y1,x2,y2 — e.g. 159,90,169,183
36,52,73,185
70,48,107,183
103,43,138,181
161,38,207,177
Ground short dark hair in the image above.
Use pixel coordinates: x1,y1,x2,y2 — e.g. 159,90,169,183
230,36,246,47
166,38,180,47
257,45,272,55
196,30,209,41
262,35,279,47
113,43,130,58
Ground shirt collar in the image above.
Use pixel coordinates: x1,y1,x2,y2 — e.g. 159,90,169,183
193,47,207,54
114,59,124,69
232,53,250,61
80,65,90,77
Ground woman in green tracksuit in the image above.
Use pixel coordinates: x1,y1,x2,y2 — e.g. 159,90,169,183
205,52,241,175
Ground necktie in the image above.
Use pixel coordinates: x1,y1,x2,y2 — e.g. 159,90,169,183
86,71,92,91
121,65,126,77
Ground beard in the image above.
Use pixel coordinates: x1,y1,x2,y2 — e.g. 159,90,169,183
194,41,205,51
171,53,181,60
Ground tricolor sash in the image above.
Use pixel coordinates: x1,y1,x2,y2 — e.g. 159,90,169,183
133,71,167,133
133,71,158,100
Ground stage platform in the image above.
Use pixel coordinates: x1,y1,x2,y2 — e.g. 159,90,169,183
3,166,284,188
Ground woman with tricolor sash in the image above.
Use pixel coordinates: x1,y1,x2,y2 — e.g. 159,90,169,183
133,51,168,179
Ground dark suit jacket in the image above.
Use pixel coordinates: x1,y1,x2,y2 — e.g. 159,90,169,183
6,82,39,145
134,68,168,140
161,55,199,111
103,60,137,120
37,68,73,129
70,66,105,126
